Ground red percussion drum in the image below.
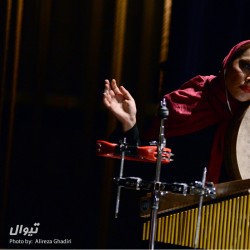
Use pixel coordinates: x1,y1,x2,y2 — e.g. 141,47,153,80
225,104,250,180
96,140,172,164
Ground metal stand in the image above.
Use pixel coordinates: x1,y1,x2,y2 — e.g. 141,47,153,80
148,98,168,250
114,137,127,218
111,98,216,249
194,167,207,249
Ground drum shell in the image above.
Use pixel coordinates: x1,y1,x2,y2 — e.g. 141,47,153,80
225,103,250,180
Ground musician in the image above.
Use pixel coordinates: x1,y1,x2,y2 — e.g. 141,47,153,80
103,40,250,184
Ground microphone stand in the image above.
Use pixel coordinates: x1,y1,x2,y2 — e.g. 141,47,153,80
149,98,169,250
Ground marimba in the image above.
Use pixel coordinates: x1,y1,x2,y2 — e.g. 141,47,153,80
140,104,250,249
97,104,250,249
140,179,250,249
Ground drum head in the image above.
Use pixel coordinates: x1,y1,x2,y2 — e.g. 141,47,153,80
225,104,250,180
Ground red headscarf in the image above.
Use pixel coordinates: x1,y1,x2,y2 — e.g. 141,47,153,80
161,40,250,183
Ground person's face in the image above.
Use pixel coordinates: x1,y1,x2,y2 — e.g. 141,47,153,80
225,47,250,102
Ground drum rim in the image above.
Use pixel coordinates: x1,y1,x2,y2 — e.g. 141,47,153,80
224,103,250,180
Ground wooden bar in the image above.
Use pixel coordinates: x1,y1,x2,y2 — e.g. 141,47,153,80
142,193,250,249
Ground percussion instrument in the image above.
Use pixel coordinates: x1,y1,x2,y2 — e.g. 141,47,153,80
98,101,250,249
96,140,172,164
141,179,250,249
114,176,216,196
225,104,250,180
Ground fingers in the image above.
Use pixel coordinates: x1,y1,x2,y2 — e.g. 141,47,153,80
104,79,110,91
104,79,133,98
103,95,111,108
103,79,134,107
103,80,111,107
119,86,133,100
103,79,122,99
103,79,114,98
110,79,122,95
103,79,119,94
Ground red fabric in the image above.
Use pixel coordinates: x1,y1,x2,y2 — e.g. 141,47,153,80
149,40,250,183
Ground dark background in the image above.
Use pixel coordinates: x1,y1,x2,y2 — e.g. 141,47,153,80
0,0,249,249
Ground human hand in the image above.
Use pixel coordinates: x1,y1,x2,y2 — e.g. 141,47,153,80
103,79,137,132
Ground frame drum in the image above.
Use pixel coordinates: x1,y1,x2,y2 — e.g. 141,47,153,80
225,104,250,180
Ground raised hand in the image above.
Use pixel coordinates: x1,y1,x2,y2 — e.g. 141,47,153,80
103,79,137,132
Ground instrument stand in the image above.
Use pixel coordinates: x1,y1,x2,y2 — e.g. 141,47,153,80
148,98,169,250
114,137,127,218
194,167,207,249
108,99,216,250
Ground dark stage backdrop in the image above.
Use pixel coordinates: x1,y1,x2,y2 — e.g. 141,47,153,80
0,0,249,249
